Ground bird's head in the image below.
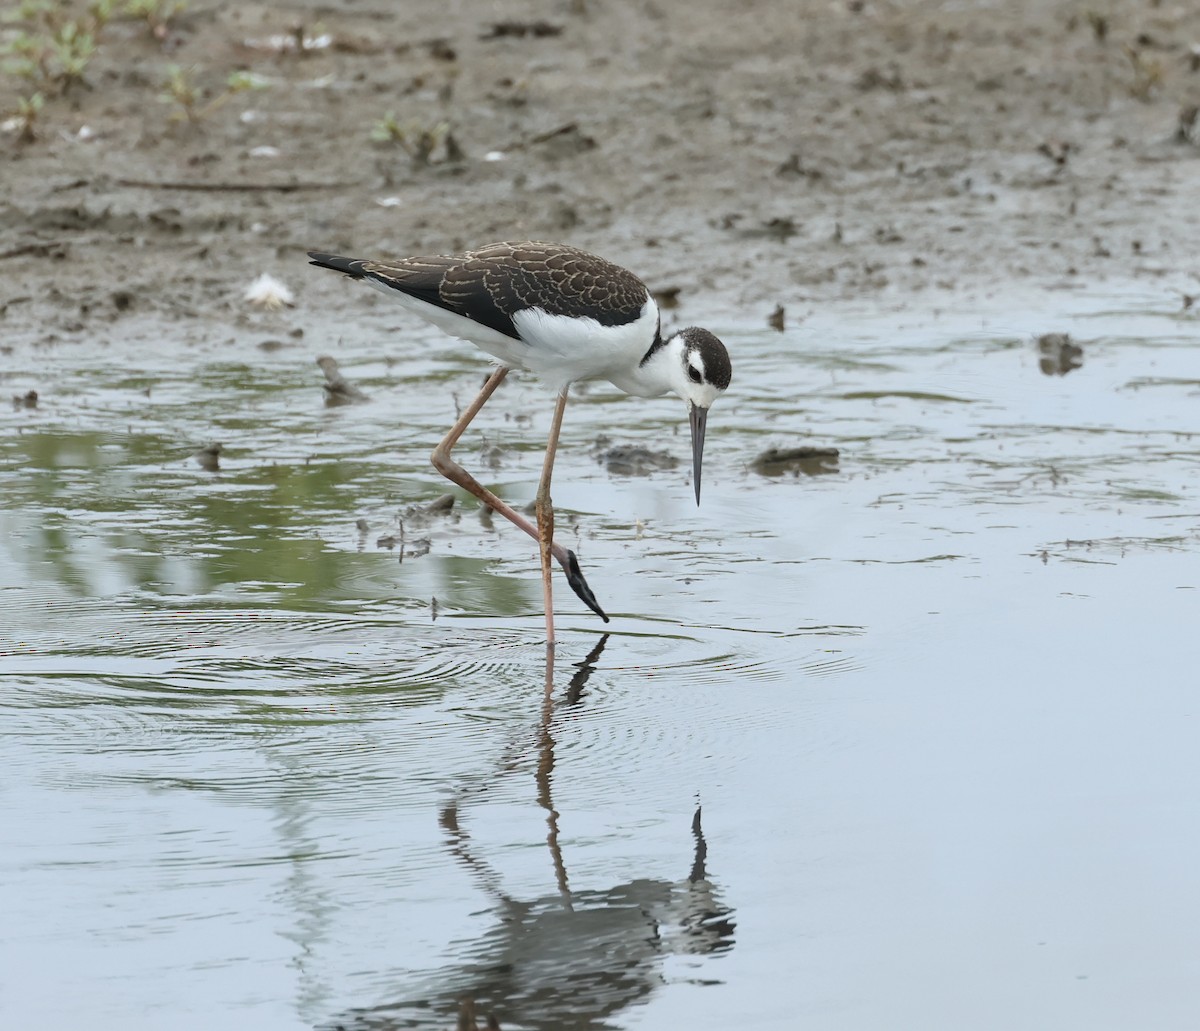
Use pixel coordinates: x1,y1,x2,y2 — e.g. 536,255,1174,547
665,326,732,505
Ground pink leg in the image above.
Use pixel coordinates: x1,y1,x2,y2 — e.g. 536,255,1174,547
535,388,569,647
430,369,608,627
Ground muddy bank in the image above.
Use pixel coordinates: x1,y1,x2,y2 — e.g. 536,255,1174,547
2,0,1199,348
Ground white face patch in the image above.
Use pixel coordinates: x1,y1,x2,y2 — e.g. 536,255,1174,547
682,348,721,408
688,382,721,409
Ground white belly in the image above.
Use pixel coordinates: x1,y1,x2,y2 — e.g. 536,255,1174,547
367,279,659,393
511,301,659,390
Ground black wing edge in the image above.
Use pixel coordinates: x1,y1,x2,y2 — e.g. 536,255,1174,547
308,252,366,278
306,249,524,341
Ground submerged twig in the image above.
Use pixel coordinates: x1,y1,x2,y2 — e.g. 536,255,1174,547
317,355,369,403
116,177,354,192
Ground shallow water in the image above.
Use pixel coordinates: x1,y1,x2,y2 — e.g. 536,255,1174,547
2,285,1199,1030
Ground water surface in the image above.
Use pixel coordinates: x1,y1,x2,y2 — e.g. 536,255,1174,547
2,285,1199,1030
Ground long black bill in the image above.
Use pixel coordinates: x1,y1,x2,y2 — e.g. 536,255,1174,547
689,403,708,505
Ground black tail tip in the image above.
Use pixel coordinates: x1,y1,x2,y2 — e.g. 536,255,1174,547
307,251,363,277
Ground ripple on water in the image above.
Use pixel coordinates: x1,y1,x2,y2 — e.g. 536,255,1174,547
15,601,867,818
1,601,581,817
502,620,869,799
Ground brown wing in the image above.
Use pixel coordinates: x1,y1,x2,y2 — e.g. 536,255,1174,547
355,241,650,341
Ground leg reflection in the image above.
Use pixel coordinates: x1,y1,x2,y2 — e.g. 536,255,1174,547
331,635,734,1031
538,633,610,910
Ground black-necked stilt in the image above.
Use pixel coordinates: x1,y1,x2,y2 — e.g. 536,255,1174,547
308,241,732,644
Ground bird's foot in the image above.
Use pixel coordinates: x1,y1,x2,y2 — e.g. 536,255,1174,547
564,550,609,623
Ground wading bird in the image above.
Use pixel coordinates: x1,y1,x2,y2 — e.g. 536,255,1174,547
308,242,732,645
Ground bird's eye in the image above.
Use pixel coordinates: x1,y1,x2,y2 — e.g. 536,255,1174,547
687,366,703,384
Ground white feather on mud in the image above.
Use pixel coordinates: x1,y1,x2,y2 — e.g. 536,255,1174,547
242,273,295,310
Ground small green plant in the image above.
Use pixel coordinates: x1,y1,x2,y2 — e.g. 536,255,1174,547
3,0,55,23
159,63,198,116
369,111,406,144
87,0,117,27
13,90,44,142
1,32,46,84
370,112,461,165
1,0,105,95
160,65,269,122
1083,10,1108,43
122,0,185,41
50,20,95,91
1124,44,1163,102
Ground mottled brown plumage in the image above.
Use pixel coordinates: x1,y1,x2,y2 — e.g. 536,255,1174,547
321,242,650,342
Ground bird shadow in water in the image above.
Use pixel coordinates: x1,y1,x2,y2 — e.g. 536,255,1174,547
324,634,736,1031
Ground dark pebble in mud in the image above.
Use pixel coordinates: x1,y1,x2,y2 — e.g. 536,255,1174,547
11,389,38,409
1036,333,1083,376
653,286,682,310
736,216,798,241
397,494,459,529
482,19,562,39
752,446,840,477
528,122,596,159
193,442,222,471
599,445,679,477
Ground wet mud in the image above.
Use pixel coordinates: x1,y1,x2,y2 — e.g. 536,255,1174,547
3,0,1199,349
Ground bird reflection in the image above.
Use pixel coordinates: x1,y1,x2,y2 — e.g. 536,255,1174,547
326,636,736,1031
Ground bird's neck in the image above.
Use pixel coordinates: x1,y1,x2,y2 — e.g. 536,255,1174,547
609,334,681,398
